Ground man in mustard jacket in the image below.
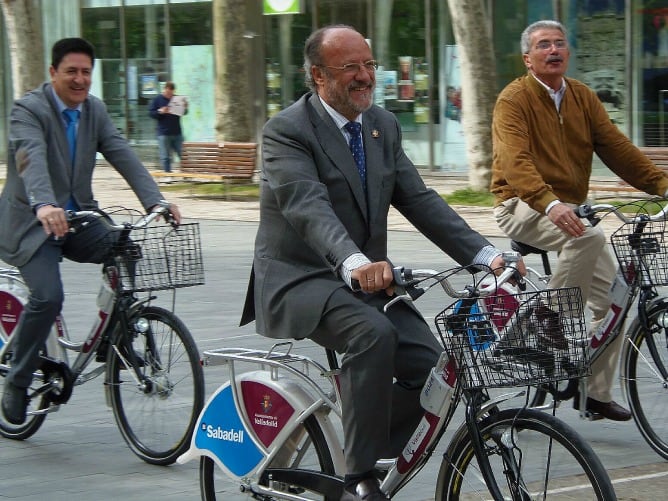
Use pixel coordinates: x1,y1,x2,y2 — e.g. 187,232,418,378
491,20,668,421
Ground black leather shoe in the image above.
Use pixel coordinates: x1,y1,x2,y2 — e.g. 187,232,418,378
2,382,28,425
340,478,389,501
574,395,632,421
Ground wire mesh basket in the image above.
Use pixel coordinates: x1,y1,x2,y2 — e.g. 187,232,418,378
610,218,668,286
434,287,588,390
115,222,205,292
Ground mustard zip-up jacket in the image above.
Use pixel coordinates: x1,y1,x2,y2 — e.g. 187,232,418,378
490,73,668,214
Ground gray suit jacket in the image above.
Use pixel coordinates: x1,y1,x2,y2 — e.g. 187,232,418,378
0,83,164,267
241,92,490,339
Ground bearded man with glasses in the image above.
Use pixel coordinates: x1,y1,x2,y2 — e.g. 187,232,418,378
241,24,523,501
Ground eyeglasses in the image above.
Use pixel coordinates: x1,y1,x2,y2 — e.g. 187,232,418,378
534,40,568,51
323,60,379,74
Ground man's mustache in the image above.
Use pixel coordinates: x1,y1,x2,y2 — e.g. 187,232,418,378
547,56,563,63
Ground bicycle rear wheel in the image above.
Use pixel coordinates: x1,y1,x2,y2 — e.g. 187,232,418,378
622,312,668,460
436,407,615,500
200,414,338,500
107,305,204,465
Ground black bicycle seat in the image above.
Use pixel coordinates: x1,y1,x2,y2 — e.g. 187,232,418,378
511,240,548,256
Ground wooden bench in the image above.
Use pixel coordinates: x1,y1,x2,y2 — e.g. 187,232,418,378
151,141,258,198
588,147,668,200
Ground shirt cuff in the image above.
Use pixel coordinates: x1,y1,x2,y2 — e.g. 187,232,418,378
473,245,503,268
545,199,561,215
341,252,372,289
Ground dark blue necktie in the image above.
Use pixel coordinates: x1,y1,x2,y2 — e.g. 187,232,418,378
344,121,366,188
63,109,80,210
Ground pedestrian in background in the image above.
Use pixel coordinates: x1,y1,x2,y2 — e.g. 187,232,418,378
149,81,187,173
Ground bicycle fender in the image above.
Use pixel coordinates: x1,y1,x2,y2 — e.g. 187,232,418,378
177,370,343,478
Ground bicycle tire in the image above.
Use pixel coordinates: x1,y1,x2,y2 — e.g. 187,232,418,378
0,348,49,440
622,312,668,460
435,407,616,500
200,414,337,501
107,305,204,465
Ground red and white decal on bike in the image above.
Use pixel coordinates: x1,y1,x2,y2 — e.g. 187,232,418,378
240,380,296,447
590,304,622,349
591,271,632,349
81,311,110,353
54,316,66,338
396,412,440,474
0,290,23,338
483,283,520,328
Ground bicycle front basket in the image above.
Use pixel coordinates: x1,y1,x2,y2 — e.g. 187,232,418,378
610,218,668,286
115,222,205,292
434,287,588,390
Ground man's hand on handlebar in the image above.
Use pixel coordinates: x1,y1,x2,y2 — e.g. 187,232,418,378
150,201,182,225
36,205,69,238
351,261,395,295
547,202,586,237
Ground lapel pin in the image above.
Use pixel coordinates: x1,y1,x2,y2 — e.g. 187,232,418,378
372,129,380,138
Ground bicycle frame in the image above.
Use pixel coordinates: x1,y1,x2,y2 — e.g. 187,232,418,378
519,200,668,413
0,262,152,411
178,263,547,500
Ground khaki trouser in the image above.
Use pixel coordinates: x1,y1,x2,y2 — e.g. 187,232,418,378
494,197,620,402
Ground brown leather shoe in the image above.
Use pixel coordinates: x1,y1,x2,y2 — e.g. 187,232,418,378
574,396,632,421
340,478,389,501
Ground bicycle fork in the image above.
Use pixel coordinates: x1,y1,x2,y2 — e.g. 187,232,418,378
464,394,532,501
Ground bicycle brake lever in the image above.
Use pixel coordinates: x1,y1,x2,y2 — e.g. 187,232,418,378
383,286,426,313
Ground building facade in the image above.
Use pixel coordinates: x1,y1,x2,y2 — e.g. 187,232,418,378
1,0,667,174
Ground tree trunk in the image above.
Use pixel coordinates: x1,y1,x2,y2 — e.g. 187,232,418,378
212,0,253,142
1,0,44,99
446,0,496,190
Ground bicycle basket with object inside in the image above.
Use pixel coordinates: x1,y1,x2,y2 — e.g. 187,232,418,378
610,210,668,286
115,222,205,292
434,287,588,390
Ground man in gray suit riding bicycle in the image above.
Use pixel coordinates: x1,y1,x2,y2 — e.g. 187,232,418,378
0,38,180,426
241,25,524,501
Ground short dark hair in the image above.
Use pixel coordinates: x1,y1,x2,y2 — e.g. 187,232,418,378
303,24,356,91
51,38,95,69
164,81,175,90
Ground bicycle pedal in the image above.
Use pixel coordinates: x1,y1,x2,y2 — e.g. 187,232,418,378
582,411,605,421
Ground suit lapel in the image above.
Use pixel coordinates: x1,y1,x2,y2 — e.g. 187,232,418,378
45,84,76,181
309,95,368,221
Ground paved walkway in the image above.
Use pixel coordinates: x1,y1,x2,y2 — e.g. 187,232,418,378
5,161,634,238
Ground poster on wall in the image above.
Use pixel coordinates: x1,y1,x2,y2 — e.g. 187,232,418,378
440,45,467,173
172,45,216,142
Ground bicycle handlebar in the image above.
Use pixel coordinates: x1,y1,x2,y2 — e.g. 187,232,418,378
65,204,174,232
383,251,523,312
575,199,668,226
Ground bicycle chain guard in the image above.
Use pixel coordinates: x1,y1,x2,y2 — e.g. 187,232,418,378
37,354,74,404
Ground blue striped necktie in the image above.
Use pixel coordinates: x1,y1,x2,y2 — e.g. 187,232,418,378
344,121,366,188
63,109,80,210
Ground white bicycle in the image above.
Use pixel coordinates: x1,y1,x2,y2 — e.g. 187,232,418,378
178,256,616,500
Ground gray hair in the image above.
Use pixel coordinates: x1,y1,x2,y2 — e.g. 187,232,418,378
520,20,567,54
303,24,356,91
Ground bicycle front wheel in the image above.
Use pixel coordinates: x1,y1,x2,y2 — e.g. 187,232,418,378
622,312,668,460
107,305,204,465
436,407,615,500
200,414,337,500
